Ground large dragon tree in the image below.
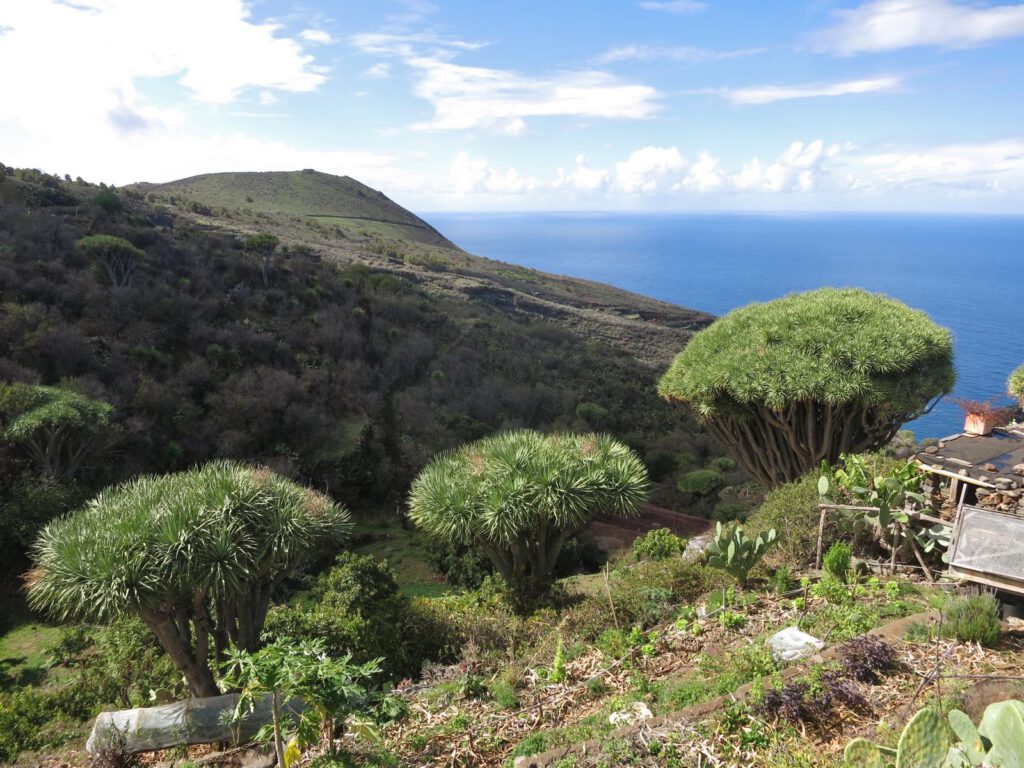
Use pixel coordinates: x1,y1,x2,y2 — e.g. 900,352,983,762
658,288,954,487
27,461,350,697
408,430,648,606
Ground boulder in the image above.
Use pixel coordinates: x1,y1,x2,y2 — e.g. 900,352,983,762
961,680,1024,723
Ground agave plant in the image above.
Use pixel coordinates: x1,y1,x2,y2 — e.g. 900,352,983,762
408,430,648,606
27,461,351,697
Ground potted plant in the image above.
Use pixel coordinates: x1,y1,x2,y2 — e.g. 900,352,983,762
953,397,1016,436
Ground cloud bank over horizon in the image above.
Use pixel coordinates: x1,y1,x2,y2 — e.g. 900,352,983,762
0,0,1021,212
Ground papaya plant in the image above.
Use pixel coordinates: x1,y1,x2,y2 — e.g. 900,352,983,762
844,700,1024,768
704,521,778,588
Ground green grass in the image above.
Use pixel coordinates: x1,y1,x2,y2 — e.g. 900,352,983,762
0,597,61,691
136,170,454,248
350,520,449,598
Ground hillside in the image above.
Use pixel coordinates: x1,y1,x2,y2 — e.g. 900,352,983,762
0,165,732,576
132,169,457,249
131,169,710,368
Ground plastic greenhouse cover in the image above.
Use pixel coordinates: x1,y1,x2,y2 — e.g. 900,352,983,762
86,693,299,754
950,505,1024,582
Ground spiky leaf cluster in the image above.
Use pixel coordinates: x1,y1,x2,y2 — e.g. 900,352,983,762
0,384,112,442
27,460,350,624
658,288,954,416
407,430,648,547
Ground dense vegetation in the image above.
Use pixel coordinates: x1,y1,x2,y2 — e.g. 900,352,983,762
658,288,955,486
1,164,1011,768
0,164,710,574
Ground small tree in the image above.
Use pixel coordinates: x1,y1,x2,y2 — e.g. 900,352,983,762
77,234,145,288
245,233,280,288
0,383,112,480
27,461,350,697
659,288,954,487
408,430,648,605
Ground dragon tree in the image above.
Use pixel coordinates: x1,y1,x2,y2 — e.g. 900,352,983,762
658,288,954,487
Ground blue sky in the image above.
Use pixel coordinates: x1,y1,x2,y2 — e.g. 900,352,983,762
1,0,1023,212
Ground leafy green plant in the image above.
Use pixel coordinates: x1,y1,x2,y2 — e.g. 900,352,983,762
632,528,687,561
941,592,1002,647
677,469,723,496
705,522,779,587
824,542,853,584
844,700,1024,767
1009,363,1024,408
220,639,384,768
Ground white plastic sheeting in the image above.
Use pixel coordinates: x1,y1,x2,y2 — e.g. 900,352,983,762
86,693,284,754
767,627,824,663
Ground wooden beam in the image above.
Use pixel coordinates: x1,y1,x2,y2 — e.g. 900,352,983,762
915,462,997,489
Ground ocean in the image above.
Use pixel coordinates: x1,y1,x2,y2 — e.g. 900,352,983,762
427,212,1024,440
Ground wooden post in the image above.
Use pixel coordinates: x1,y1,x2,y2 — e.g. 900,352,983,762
815,506,828,571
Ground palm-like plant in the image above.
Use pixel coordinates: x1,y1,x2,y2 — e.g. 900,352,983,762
0,383,112,480
408,430,648,605
27,461,351,697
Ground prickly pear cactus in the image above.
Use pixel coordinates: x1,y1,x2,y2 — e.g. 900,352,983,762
896,708,949,768
844,738,888,768
978,700,1024,768
948,709,987,765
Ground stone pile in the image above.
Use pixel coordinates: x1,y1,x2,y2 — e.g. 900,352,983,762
975,464,1024,515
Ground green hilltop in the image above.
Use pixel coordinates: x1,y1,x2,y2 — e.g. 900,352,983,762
133,169,456,248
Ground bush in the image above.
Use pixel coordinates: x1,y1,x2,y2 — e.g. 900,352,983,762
823,542,853,584
426,539,494,589
746,472,829,570
942,592,1001,646
632,528,687,561
576,401,609,426
568,560,722,639
677,469,723,496
263,553,449,680
709,456,736,472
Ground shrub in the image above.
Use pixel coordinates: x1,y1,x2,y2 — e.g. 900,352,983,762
709,456,736,472
839,636,898,684
1009,363,1024,407
576,401,609,426
823,542,853,584
632,528,687,561
263,553,449,680
677,469,723,496
425,539,494,589
746,472,829,570
942,592,1001,646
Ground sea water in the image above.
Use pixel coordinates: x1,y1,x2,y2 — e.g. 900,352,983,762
428,212,1024,439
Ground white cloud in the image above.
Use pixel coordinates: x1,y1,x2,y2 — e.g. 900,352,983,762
733,140,846,192
407,58,661,133
0,0,327,141
258,90,279,106
595,45,767,64
300,28,334,45
682,151,725,191
363,63,392,79
351,30,660,134
555,155,612,193
639,1,707,14
615,147,688,193
855,139,1024,190
817,0,1024,54
447,152,539,194
720,76,902,105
